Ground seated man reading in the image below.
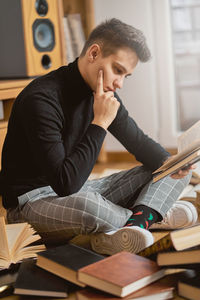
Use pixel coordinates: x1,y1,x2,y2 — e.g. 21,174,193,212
0,18,197,255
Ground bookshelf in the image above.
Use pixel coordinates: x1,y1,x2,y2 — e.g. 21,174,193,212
0,0,107,166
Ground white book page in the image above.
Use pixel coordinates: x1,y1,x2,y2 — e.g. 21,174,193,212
178,120,200,153
0,217,9,261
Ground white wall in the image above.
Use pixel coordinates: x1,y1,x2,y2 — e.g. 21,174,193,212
94,0,160,151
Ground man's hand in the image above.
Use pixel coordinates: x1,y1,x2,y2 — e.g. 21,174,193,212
164,156,196,179
91,70,120,130
170,164,196,179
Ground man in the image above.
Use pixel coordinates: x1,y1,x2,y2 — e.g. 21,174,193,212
0,19,197,255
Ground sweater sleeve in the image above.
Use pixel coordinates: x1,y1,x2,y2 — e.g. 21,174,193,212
108,93,170,171
20,94,106,196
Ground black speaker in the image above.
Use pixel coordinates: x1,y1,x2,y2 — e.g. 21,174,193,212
0,0,63,78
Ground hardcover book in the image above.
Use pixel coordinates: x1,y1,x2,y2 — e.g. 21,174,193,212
178,271,200,300
157,244,200,268
153,120,200,182
0,216,45,270
76,281,174,300
36,243,105,287
78,251,166,297
14,259,69,298
139,223,200,257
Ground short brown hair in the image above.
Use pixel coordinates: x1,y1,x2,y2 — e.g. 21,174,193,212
80,18,151,62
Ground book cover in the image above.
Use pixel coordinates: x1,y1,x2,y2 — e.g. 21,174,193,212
78,251,166,297
153,149,200,183
76,281,174,300
153,120,200,182
0,264,19,289
67,13,85,58
14,259,69,298
36,243,105,287
139,223,200,257
0,216,45,270
178,271,200,300
63,16,76,63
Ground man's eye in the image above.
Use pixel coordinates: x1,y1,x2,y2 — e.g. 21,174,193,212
115,67,122,74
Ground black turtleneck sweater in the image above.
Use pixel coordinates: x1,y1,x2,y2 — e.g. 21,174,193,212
1,59,169,209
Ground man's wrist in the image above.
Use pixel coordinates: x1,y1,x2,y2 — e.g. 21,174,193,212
91,120,107,130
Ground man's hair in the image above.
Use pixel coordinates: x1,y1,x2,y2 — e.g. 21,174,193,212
80,18,151,62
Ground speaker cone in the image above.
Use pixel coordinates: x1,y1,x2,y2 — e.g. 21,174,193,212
32,19,55,51
35,0,48,16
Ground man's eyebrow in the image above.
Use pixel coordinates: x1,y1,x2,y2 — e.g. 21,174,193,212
115,62,132,76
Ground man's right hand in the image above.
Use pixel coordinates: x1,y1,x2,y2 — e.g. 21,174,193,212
91,70,120,130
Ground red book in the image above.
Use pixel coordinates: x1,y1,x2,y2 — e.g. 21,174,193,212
78,251,166,297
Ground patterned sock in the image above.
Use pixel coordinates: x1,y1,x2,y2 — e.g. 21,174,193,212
125,205,160,229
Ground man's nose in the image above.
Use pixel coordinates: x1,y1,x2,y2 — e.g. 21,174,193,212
114,77,124,89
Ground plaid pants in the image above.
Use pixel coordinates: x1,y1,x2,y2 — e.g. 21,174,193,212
7,166,191,243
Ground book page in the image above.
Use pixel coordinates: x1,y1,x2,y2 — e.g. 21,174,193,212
5,223,28,254
0,217,10,262
178,120,200,153
154,120,200,174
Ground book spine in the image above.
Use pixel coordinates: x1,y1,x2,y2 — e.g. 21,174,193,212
138,235,174,257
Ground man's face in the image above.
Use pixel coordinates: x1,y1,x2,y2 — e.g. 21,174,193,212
87,46,139,92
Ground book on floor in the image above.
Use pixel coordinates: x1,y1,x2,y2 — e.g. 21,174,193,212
76,280,174,300
153,120,200,182
138,223,200,258
14,259,70,298
36,243,105,287
178,270,200,300
0,264,19,291
157,244,200,269
0,216,45,270
78,251,166,298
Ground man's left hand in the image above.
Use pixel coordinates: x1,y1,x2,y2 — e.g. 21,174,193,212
170,164,196,179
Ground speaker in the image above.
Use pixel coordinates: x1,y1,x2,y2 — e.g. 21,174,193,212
0,0,63,78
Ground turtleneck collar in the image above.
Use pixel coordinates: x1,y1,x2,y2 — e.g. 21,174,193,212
64,58,93,100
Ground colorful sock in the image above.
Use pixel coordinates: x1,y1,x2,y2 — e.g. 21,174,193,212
125,205,160,229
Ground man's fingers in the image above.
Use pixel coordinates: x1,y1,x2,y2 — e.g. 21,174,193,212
96,70,104,95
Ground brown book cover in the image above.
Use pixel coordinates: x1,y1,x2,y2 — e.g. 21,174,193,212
139,223,200,257
36,243,105,287
76,281,174,300
178,271,200,300
78,251,166,297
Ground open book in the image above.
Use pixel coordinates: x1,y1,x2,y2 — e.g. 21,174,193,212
153,120,200,183
0,217,45,270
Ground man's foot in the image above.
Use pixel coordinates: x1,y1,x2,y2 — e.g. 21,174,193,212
150,200,198,230
90,226,154,256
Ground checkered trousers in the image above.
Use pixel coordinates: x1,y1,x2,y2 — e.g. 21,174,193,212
7,166,191,243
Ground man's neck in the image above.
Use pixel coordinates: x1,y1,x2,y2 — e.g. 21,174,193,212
78,57,90,88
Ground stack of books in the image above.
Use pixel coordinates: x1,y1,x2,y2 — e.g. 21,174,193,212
1,212,200,299
139,223,200,300
14,244,173,299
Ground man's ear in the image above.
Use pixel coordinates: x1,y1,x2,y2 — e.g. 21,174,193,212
88,44,101,62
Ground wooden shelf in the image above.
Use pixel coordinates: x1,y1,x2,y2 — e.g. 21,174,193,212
0,78,33,100
0,120,8,129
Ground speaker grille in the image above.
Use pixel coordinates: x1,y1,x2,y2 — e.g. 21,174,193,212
32,19,55,52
